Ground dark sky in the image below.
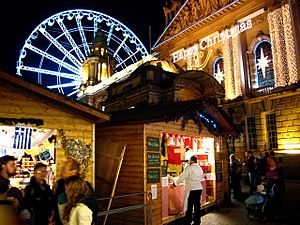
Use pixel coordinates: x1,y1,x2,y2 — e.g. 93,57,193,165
0,0,165,75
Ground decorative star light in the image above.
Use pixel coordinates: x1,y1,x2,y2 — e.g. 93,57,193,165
214,63,224,83
256,47,271,78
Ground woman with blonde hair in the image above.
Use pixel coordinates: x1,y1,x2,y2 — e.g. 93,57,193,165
60,175,93,225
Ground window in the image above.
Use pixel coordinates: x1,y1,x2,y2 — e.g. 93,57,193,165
266,113,278,149
246,117,257,150
213,57,225,87
254,40,274,88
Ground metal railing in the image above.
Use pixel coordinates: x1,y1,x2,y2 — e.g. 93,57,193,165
96,192,152,225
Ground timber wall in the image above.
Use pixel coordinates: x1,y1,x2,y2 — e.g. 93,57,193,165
0,81,95,184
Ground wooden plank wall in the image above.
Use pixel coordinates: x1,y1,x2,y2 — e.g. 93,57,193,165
144,119,227,224
95,119,228,225
0,84,95,184
95,124,145,224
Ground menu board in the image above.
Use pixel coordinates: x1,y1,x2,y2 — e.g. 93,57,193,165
147,137,160,151
147,153,160,167
147,168,160,183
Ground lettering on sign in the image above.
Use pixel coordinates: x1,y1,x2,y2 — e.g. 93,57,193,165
147,153,160,167
147,168,160,183
147,137,160,151
172,19,253,63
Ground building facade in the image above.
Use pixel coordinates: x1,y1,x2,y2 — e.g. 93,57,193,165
153,0,300,178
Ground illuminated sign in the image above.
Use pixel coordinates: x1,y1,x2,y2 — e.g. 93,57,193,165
172,19,252,63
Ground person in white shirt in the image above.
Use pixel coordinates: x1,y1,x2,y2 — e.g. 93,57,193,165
171,155,204,225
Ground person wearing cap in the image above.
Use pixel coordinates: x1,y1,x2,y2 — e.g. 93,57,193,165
21,162,55,225
0,155,18,194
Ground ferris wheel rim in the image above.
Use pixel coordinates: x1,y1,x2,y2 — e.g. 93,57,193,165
16,8,149,98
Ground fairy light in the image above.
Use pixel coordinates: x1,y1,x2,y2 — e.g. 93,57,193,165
268,4,298,87
232,35,243,97
282,4,298,84
222,38,235,99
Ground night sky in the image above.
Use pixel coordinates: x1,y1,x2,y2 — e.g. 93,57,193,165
0,0,165,75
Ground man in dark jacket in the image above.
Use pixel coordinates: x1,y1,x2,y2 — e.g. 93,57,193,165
21,163,55,225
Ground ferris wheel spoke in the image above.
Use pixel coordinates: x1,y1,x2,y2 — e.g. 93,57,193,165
106,24,115,46
39,28,82,67
25,44,80,74
115,50,140,69
76,17,90,56
67,89,80,97
57,20,86,62
47,81,81,89
18,66,81,81
113,35,129,57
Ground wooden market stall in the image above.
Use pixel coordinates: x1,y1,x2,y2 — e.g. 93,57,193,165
0,71,109,187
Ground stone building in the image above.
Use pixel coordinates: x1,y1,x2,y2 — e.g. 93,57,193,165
153,0,300,178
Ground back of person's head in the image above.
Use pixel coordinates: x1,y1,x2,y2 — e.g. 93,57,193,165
34,162,47,171
269,150,275,157
190,156,198,164
230,154,235,161
63,175,89,221
7,187,23,203
61,159,80,179
0,155,17,173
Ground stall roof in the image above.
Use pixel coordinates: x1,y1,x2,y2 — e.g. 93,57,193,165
97,98,238,136
0,71,109,124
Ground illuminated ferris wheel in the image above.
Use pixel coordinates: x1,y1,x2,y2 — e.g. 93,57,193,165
16,9,148,97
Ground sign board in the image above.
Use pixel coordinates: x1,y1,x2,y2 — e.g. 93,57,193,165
147,153,160,167
216,161,222,173
216,173,223,182
161,165,168,177
147,168,160,183
147,137,160,151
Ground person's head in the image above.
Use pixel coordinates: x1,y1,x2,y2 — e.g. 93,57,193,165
246,150,253,156
230,154,236,162
189,156,198,164
266,156,278,168
0,155,17,178
61,159,81,179
269,150,275,157
63,175,89,221
33,162,48,183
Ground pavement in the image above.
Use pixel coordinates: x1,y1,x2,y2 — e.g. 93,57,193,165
167,176,300,225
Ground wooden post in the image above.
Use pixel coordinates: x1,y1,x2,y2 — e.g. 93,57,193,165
103,145,126,225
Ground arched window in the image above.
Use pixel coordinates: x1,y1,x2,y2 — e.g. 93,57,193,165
254,40,274,88
213,57,225,87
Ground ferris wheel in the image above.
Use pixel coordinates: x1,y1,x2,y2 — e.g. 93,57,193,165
16,9,148,97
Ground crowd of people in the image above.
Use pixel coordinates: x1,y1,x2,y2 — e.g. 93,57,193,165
229,150,285,212
0,155,97,225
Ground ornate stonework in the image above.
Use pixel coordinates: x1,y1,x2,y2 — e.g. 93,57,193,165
163,0,236,41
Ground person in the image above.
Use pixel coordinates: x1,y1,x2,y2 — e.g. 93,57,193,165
0,155,29,224
21,162,55,225
0,155,18,194
244,150,255,193
261,156,285,215
58,175,93,225
171,155,204,225
53,159,97,225
0,192,20,225
0,155,20,225
229,154,242,200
